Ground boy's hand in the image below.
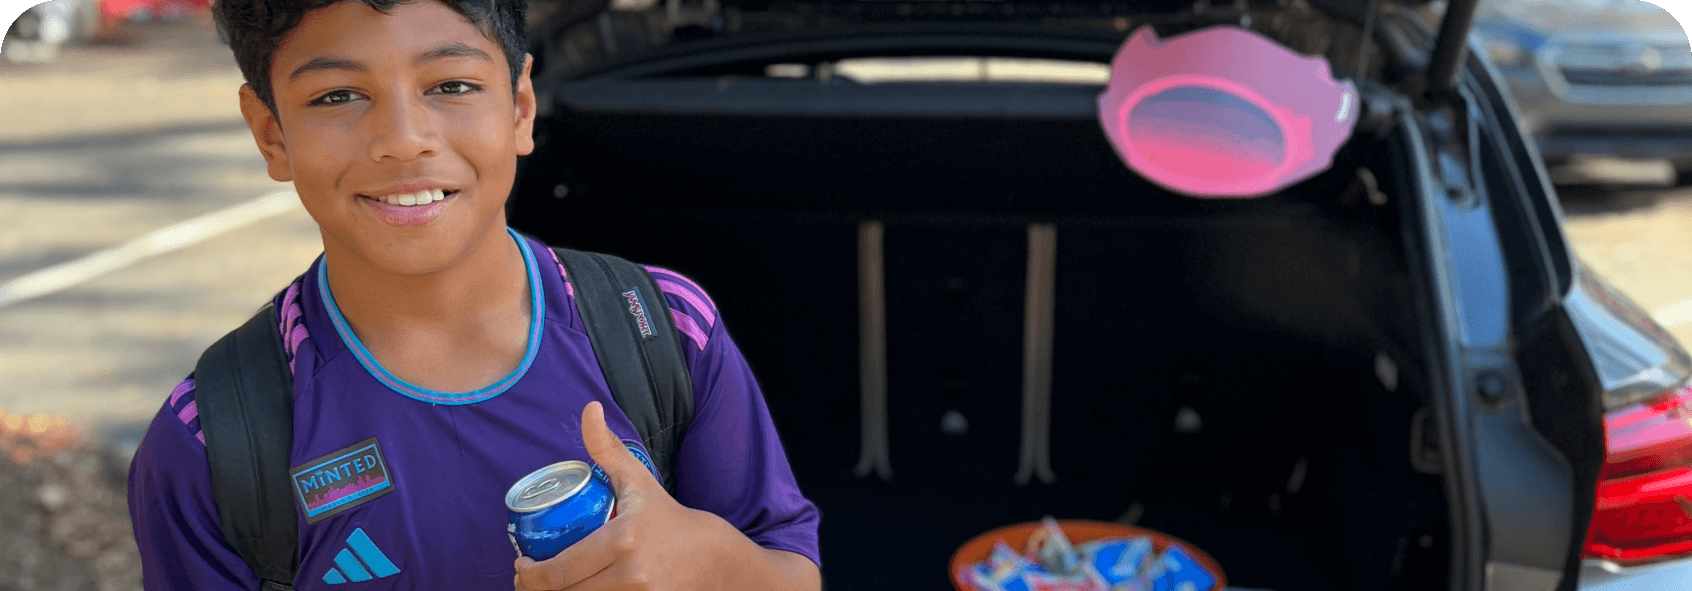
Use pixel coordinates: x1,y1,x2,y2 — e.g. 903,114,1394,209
512,401,817,591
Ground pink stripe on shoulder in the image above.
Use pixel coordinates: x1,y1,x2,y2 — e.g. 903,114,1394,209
655,279,716,328
644,267,716,310
168,378,195,408
279,282,302,328
287,324,310,374
671,310,709,351
287,324,309,357
167,378,204,445
548,248,575,299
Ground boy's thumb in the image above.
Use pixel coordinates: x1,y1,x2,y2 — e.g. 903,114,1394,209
580,401,655,513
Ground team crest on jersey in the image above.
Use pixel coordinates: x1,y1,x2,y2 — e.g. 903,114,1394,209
291,437,395,523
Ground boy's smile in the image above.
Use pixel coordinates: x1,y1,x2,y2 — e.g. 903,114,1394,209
241,0,535,275
358,184,460,227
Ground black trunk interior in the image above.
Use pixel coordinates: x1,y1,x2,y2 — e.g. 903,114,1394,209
508,81,1451,591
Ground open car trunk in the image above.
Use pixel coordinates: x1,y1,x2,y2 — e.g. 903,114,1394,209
508,65,1454,590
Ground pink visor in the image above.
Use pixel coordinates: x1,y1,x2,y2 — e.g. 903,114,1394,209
1098,25,1359,198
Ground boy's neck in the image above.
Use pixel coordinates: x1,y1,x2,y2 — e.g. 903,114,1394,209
320,225,531,338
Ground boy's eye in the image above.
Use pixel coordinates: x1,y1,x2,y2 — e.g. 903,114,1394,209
434,81,483,95
310,90,360,106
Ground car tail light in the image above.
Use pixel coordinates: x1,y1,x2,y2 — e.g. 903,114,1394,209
1585,383,1692,565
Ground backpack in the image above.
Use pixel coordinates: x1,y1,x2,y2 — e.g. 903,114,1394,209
192,247,696,591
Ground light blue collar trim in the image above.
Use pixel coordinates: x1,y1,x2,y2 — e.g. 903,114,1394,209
317,228,544,405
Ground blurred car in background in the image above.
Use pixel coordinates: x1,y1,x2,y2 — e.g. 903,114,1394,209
2,0,214,64
3,0,102,63
1474,0,1692,183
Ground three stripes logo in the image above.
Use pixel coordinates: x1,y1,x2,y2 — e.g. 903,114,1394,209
321,528,401,585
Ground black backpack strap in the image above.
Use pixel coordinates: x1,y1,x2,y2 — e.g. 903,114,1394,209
552,247,695,496
195,303,299,591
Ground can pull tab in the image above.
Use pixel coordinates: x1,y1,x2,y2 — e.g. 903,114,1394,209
521,477,561,500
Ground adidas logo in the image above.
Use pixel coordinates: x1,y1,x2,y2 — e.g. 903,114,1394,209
322,528,401,584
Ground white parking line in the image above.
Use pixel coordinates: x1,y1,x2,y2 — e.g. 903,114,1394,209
0,190,300,310
1657,299,1692,329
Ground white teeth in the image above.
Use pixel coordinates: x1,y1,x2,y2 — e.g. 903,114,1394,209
375,190,447,206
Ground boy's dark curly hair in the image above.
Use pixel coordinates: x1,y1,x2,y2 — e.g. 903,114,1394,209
214,0,529,112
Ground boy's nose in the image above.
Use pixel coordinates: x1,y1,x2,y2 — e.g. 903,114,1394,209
367,94,441,162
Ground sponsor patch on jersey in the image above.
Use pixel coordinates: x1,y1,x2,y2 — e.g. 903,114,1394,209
291,437,395,523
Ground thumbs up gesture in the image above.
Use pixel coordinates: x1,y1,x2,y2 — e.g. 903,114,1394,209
513,401,817,591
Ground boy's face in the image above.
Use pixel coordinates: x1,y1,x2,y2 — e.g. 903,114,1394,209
239,0,535,275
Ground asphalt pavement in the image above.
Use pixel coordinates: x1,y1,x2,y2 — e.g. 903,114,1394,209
0,20,322,454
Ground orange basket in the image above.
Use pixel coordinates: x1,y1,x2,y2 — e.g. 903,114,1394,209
949,519,1226,591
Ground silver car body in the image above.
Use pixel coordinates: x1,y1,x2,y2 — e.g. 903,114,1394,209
1473,0,1692,168
1,0,102,64
1583,557,1692,589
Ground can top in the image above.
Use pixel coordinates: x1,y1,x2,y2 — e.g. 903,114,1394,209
506,460,594,513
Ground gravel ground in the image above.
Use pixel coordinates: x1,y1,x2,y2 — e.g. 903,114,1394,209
0,19,244,145
0,411,141,591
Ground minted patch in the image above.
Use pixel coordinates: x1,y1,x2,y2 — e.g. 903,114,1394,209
291,437,394,523
622,288,656,341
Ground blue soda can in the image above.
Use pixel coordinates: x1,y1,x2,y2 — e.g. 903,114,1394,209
505,460,616,561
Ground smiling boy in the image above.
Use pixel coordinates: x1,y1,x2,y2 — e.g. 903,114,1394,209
124,0,822,589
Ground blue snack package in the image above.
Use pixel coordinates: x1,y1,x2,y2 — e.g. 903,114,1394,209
964,542,1037,591
1145,543,1217,591
1080,536,1156,586
1023,565,1109,591
973,566,1035,591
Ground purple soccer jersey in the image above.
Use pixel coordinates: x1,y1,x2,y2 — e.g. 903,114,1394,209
127,230,821,590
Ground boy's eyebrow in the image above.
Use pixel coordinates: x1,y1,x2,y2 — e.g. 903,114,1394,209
289,56,367,81
287,44,492,81
416,43,493,64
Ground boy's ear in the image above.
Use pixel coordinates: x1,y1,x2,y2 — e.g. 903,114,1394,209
514,54,537,157
238,84,294,183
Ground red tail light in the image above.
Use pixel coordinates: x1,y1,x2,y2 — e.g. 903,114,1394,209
1585,384,1692,565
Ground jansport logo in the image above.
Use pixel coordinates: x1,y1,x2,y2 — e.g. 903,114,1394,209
321,528,401,584
622,288,656,340
291,438,395,523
